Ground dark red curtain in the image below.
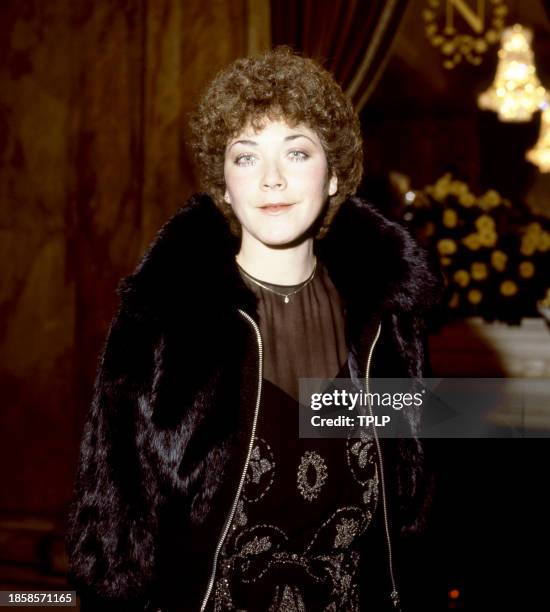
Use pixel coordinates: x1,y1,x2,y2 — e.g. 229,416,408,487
271,0,408,111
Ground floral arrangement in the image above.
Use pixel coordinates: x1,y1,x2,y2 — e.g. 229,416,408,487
402,173,550,324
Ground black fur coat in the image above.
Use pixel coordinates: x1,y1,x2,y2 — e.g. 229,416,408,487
66,194,441,611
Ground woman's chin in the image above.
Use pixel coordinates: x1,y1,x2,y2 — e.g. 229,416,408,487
256,229,308,248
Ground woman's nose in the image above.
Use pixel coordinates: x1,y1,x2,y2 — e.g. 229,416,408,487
261,161,286,190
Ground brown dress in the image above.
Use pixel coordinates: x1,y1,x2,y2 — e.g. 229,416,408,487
211,261,379,612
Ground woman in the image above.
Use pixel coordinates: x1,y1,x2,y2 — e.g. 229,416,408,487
66,47,440,611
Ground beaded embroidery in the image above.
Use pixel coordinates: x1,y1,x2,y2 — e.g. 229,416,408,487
212,401,379,611
346,429,378,486
296,450,328,502
271,584,306,611
334,517,360,549
243,438,275,502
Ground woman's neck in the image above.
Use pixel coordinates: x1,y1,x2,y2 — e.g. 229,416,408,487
236,237,316,285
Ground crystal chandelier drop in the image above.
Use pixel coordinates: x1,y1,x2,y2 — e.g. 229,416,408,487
526,101,550,172
478,24,547,122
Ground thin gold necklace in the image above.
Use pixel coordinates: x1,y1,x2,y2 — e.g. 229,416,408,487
237,258,318,304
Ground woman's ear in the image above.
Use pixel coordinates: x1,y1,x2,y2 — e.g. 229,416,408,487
328,175,338,196
224,190,231,204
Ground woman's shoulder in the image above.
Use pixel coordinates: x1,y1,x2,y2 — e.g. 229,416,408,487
318,197,443,317
116,193,249,320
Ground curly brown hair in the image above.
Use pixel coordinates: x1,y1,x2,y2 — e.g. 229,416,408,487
189,46,363,237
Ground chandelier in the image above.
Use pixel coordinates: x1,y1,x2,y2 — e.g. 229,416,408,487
526,101,550,172
478,24,546,122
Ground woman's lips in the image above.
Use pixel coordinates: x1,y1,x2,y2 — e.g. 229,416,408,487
260,203,294,215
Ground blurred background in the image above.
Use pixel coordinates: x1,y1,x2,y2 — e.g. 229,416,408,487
1,0,549,609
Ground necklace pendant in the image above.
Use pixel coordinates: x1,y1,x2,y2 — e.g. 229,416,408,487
284,295,290,304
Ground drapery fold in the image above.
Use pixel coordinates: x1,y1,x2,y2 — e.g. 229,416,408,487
271,0,408,111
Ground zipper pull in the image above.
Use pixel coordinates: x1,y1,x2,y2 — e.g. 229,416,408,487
391,589,402,610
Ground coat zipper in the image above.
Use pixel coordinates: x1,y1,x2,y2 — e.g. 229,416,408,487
199,309,264,612
365,322,402,611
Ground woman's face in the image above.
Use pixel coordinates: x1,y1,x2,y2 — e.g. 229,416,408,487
223,118,337,247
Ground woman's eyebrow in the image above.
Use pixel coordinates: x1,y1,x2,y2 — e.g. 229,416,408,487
229,139,258,150
284,133,315,144
229,133,315,150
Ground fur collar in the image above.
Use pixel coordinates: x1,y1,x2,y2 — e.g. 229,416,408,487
117,193,440,335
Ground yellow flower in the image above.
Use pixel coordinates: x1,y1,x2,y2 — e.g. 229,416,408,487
500,280,518,297
475,215,495,232
479,230,497,247
453,269,470,287
458,192,476,207
462,233,481,250
478,189,501,209
520,235,537,256
467,289,483,304
471,262,488,280
443,209,458,228
521,223,549,254
441,257,452,266
431,175,452,202
519,261,535,278
491,250,507,271
437,238,457,255
539,232,550,252
433,186,449,201
526,222,542,237
449,180,468,196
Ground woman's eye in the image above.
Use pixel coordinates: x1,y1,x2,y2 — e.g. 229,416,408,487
288,150,309,161
235,154,256,167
